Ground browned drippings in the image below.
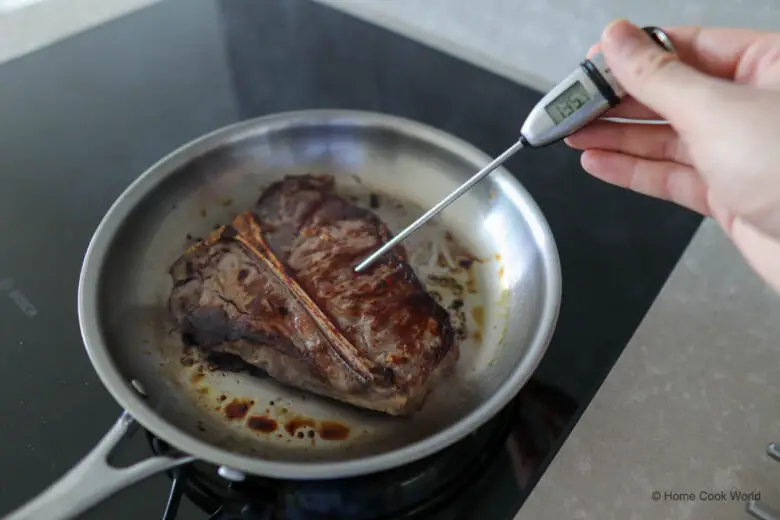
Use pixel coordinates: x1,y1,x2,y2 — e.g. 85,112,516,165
427,274,464,297
274,415,350,441
217,394,227,402
197,387,209,395
284,416,316,436
247,415,277,433
190,371,205,384
465,269,477,294
388,354,408,364
318,421,350,441
471,306,484,329
224,398,253,420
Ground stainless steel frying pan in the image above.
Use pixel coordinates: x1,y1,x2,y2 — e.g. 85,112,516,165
5,110,561,520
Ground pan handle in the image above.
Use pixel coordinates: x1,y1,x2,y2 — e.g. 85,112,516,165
3,411,195,520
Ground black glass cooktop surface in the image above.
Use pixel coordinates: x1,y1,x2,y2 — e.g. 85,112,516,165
0,0,701,518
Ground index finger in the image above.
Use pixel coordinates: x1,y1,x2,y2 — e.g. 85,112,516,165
587,25,780,82
584,25,779,120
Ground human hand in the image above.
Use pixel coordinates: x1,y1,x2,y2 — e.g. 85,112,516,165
564,20,780,292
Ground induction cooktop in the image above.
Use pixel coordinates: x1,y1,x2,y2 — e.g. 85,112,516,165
0,0,701,518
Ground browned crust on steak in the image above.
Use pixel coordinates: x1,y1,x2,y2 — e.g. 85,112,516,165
231,212,376,382
168,174,459,415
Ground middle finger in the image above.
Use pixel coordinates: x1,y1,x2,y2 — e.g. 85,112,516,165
602,97,662,120
564,120,693,166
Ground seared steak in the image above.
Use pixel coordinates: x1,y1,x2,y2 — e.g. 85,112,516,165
169,175,458,415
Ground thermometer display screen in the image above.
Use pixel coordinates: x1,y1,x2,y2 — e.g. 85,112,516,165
544,81,591,124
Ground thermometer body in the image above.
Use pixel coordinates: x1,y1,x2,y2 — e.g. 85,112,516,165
520,26,675,147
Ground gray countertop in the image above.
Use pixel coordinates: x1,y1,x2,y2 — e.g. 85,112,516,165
518,220,780,519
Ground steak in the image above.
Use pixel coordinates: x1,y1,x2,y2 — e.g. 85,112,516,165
169,175,458,415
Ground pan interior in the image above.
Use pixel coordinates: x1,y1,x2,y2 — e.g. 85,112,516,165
94,114,555,466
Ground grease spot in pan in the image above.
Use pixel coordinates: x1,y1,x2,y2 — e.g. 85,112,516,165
224,398,253,420
247,415,277,434
471,306,484,329
318,421,350,441
284,416,315,436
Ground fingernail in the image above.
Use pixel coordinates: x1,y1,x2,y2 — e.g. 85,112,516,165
602,19,643,55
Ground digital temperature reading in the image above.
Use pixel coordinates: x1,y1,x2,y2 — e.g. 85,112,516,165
544,81,591,124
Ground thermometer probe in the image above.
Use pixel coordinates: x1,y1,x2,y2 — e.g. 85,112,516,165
355,26,676,273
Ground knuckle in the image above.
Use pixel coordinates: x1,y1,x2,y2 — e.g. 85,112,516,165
630,48,681,83
661,133,680,162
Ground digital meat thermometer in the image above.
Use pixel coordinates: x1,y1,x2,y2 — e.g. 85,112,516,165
354,26,676,273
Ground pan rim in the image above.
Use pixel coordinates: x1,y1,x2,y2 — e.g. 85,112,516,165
78,109,561,480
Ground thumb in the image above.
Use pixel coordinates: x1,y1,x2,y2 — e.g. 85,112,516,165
601,20,719,124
